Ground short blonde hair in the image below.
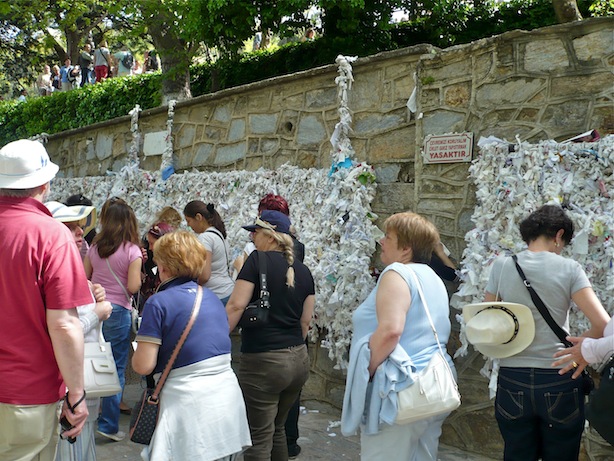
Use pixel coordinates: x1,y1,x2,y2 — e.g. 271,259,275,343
155,206,183,229
384,212,439,263
153,230,206,279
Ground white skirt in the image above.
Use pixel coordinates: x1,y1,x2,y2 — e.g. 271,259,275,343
142,354,251,461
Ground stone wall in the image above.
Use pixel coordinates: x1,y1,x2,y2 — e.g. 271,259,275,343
50,45,430,178
44,17,614,460
412,19,613,458
414,17,614,260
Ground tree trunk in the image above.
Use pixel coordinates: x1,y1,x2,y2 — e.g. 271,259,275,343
159,54,192,105
147,27,192,104
552,0,582,23
47,32,68,63
64,29,81,62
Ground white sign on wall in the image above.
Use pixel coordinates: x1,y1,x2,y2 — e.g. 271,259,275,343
143,131,167,157
423,132,474,164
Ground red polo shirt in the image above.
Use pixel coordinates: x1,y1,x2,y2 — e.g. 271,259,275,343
0,196,92,404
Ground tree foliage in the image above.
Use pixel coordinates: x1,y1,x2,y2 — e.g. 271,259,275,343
193,0,312,55
106,1,202,102
0,0,611,102
0,0,112,97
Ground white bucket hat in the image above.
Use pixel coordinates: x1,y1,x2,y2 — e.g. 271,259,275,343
45,201,97,236
462,302,535,359
0,139,59,189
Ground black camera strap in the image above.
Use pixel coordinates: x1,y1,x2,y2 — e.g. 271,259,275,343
512,254,593,390
511,255,572,347
256,251,270,308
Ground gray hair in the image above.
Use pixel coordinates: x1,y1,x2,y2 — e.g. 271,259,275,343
0,186,42,197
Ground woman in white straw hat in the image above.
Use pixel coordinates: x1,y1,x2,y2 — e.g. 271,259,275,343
45,201,112,461
46,200,97,258
477,204,609,461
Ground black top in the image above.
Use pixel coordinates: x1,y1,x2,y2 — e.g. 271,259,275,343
429,253,457,282
292,236,305,263
238,251,315,353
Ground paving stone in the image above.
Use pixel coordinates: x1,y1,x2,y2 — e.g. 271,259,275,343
95,383,498,461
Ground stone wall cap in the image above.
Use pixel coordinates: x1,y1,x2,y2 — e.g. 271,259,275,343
419,16,613,61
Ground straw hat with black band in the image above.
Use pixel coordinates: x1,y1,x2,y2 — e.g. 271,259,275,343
44,201,97,237
462,302,536,359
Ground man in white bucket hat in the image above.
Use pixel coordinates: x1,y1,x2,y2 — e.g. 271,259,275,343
0,140,93,460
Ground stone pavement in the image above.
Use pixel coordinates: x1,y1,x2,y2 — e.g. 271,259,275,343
95,383,497,461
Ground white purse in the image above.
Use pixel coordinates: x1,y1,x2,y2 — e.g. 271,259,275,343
84,329,122,398
395,267,461,425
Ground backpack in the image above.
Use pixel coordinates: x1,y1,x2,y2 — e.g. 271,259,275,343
121,52,134,69
146,50,159,71
67,66,80,83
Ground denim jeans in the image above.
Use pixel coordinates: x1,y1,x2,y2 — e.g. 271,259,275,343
239,345,309,461
496,367,585,461
98,304,131,434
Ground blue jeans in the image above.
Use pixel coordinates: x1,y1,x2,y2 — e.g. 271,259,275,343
496,367,585,461
98,304,131,434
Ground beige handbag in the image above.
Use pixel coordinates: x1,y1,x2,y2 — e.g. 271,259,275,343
395,267,461,425
84,329,122,398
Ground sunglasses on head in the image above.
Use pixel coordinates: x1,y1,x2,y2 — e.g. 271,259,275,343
149,225,164,238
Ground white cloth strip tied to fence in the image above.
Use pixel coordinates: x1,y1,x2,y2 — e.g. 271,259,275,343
128,104,141,165
330,55,357,165
453,134,614,393
50,164,379,369
50,55,381,369
160,99,176,180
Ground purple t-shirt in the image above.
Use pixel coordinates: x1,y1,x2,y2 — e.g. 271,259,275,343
88,241,142,308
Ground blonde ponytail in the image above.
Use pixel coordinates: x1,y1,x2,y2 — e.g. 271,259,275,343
261,229,295,287
280,234,295,287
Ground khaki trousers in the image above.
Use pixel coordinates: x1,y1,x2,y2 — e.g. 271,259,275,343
239,345,309,461
0,402,59,461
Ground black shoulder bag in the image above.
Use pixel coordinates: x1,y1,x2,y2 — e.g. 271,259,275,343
238,251,270,329
129,285,203,444
512,255,594,395
586,354,614,445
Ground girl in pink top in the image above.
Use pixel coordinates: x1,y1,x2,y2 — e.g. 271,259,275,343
84,197,142,441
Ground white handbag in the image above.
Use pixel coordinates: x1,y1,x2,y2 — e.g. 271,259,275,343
395,267,461,425
84,329,122,398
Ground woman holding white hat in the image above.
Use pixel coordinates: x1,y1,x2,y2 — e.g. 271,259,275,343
183,200,235,306
476,204,609,461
